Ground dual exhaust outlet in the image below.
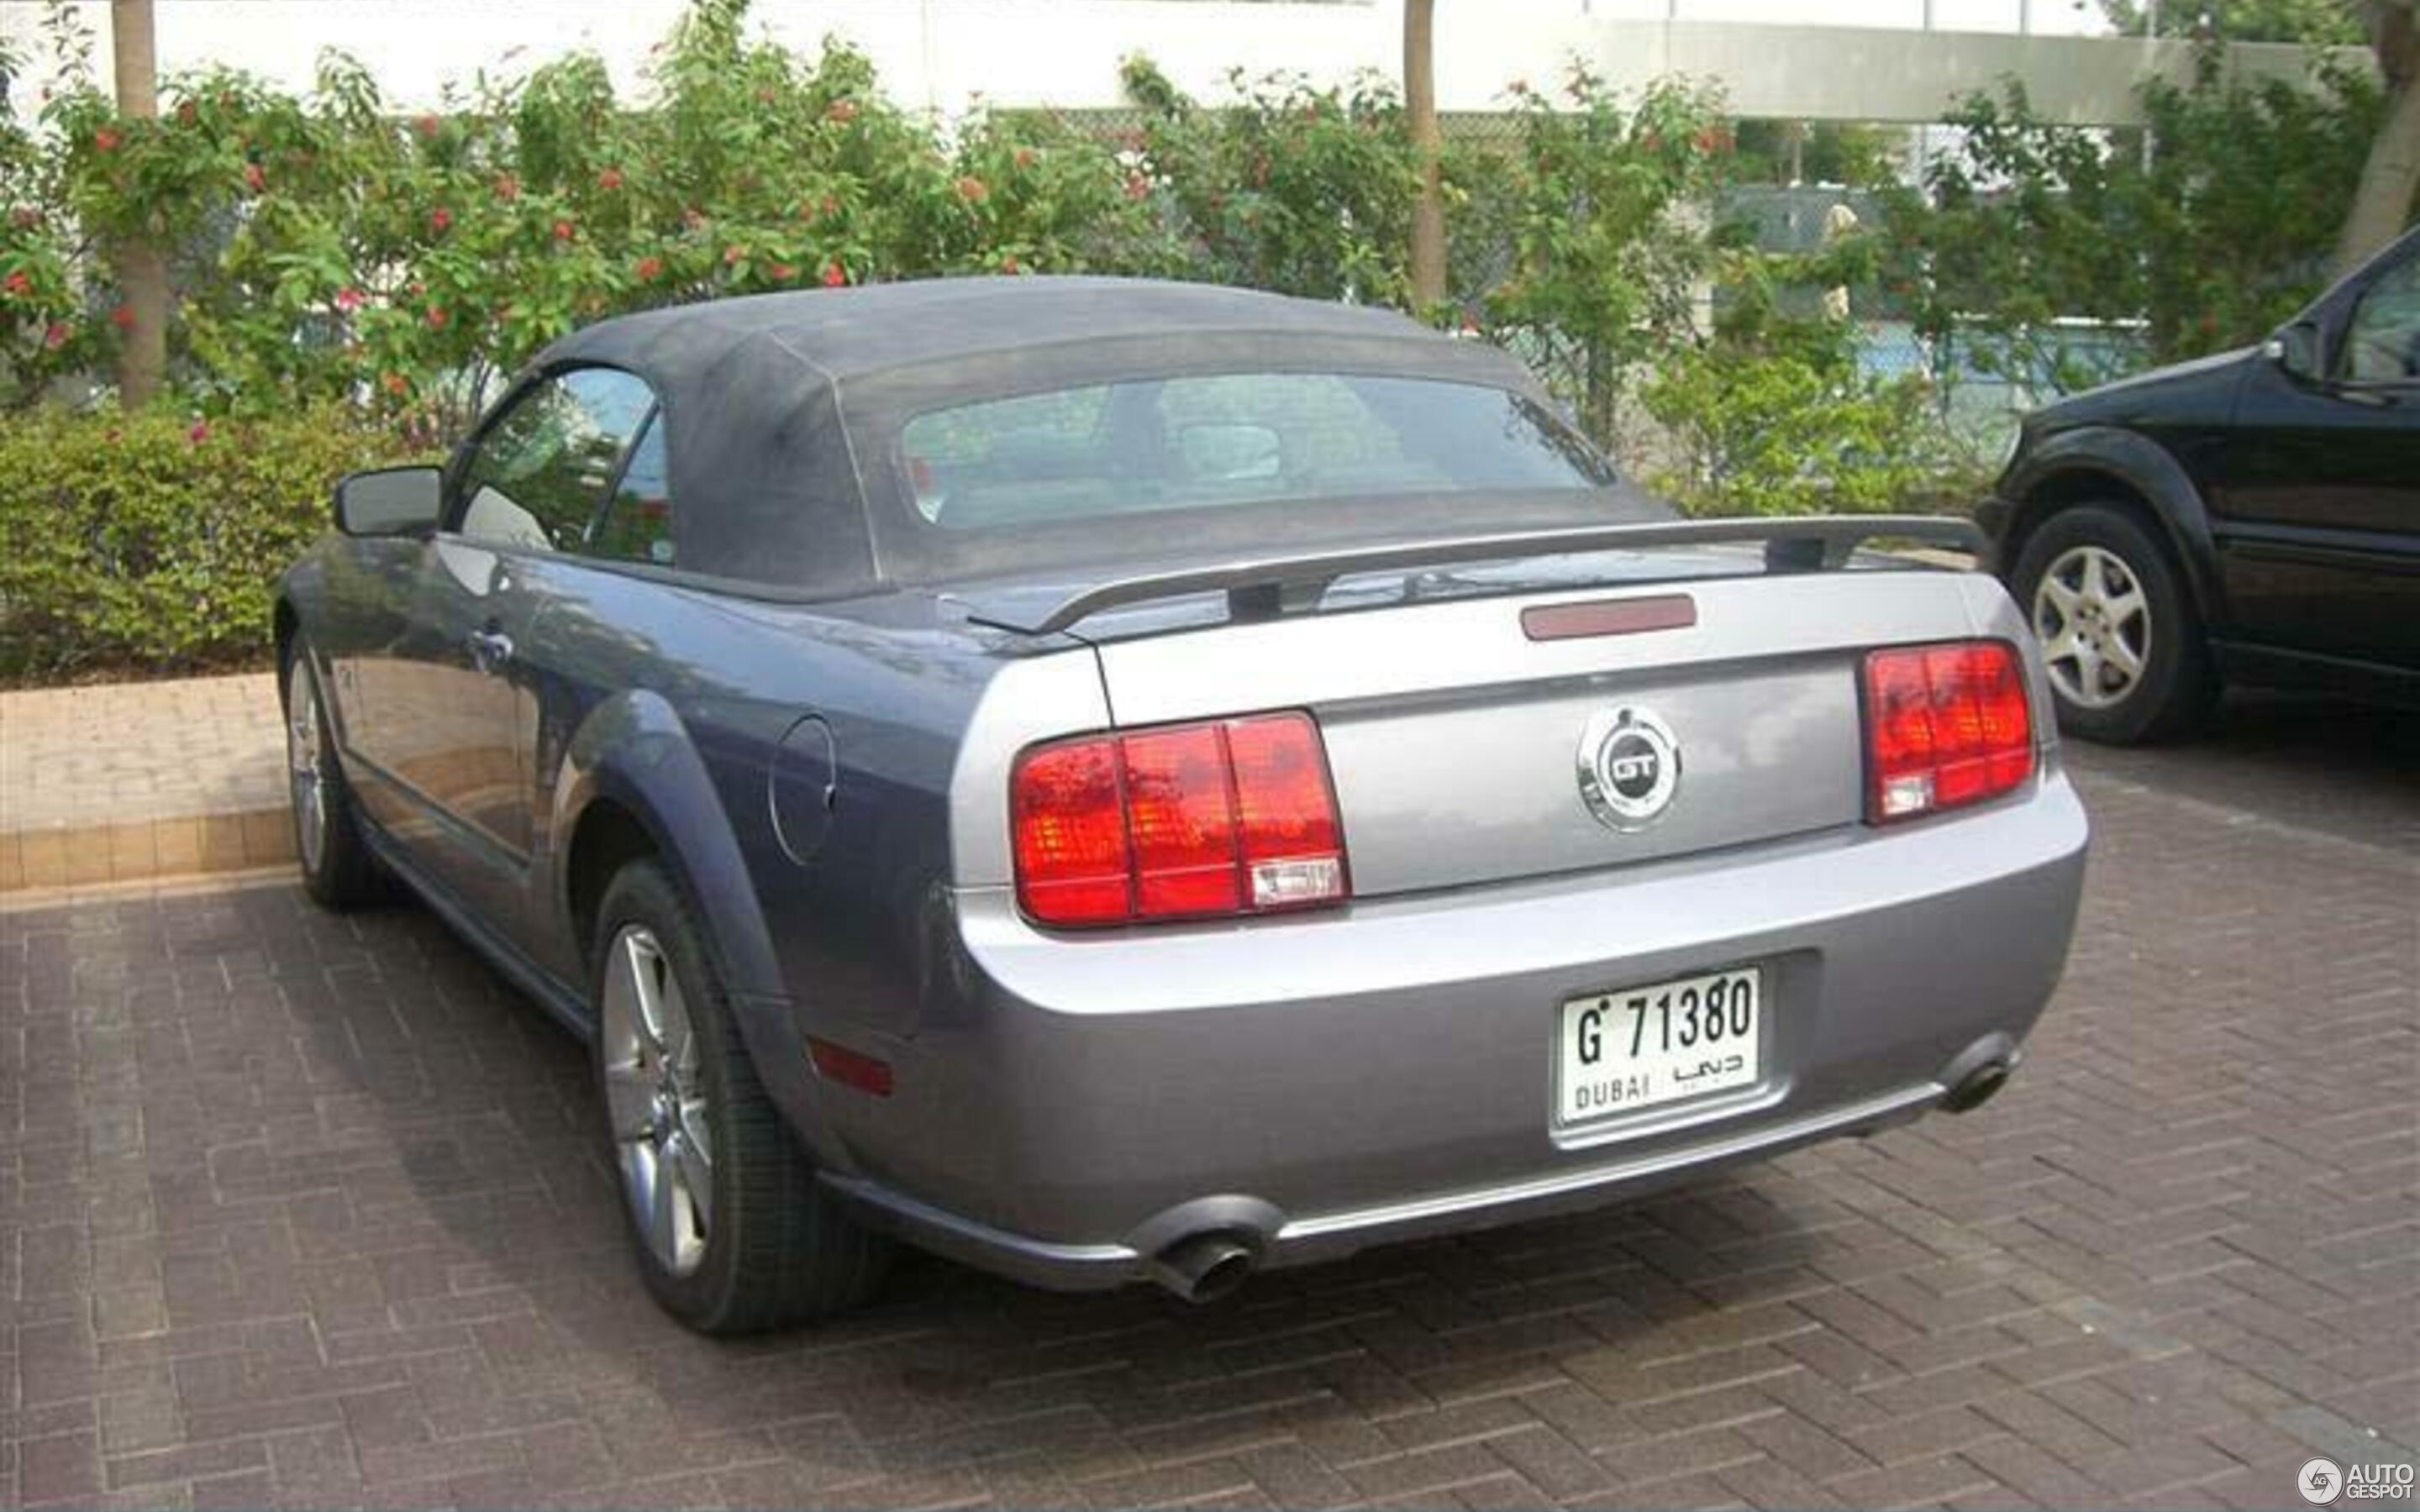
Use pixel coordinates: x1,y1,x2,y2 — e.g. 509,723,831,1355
1141,1059,2013,1305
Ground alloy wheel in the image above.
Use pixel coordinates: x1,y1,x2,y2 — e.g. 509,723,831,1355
2033,543,2152,711
600,926,714,1278
285,658,329,875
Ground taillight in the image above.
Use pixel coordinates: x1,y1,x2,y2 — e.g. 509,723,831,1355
1861,640,2034,823
1011,711,1349,927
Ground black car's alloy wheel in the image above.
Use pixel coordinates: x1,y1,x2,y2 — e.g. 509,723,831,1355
592,860,889,1333
2012,504,2215,745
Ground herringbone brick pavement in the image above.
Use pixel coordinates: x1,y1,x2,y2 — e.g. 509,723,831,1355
3,710,2414,1510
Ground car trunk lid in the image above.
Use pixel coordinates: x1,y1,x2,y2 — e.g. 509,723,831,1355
1073,559,1988,897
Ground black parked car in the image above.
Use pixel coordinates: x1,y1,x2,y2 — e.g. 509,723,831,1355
1981,224,2420,743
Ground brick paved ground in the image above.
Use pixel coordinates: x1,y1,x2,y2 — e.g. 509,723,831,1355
3,697,2414,1511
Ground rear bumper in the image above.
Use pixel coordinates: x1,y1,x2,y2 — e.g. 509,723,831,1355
814,770,2089,1292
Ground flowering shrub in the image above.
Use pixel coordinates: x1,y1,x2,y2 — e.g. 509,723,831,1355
1118,57,1418,305
7,0,1163,435
1459,67,1735,439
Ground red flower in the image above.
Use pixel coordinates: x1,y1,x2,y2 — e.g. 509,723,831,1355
770,262,797,281
821,260,847,288
826,98,859,123
414,113,440,139
334,286,365,311
634,255,664,281
429,206,452,234
1123,172,1150,202
187,421,210,445
2,270,29,298
244,162,265,192
1013,147,1037,171
109,305,136,330
553,218,576,241
93,127,121,154
42,321,67,350
723,244,745,265
382,371,410,396
426,306,449,329
493,175,519,202
597,166,623,191
955,176,988,203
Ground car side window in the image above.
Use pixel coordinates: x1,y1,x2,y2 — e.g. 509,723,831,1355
583,412,676,567
455,368,657,551
2339,250,2420,384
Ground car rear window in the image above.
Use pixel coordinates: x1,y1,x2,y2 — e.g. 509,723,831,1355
899,373,1614,531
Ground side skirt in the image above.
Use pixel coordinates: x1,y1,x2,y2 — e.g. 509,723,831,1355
2215,640,2420,710
360,823,597,1042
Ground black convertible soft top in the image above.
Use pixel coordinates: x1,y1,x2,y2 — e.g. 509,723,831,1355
530,276,1627,596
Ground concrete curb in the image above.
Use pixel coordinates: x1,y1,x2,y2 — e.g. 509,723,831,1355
0,808,294,894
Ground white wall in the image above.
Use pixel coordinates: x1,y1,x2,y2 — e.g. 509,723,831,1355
3,0,2365,125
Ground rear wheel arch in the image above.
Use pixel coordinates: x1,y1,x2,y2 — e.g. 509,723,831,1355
566,796,661,966
546,696,859,1174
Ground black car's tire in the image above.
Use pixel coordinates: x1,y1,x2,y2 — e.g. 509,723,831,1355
591,860,890,1334
281,640,386,909
2011,503,2217,745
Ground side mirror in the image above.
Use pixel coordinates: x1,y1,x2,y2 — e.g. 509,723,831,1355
2267,320,2324,382
333,465,442,537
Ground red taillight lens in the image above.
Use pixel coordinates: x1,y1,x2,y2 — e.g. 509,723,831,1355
1012,712,1348,927
1007,738,1131,924
1862,641,2034,823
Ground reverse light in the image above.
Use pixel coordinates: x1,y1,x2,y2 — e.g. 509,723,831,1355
1861,640,2034,823
1011,711,1349,927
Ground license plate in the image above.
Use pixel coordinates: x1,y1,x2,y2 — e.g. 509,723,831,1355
1556,967,1763,1126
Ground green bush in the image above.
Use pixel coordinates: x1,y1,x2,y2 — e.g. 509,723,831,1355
0,407,402,681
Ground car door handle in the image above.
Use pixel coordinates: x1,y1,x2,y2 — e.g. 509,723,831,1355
466,627,514,669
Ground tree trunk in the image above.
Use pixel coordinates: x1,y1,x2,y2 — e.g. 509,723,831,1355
110,0,168,407
2333,0,2420,280
1404,0,1448,311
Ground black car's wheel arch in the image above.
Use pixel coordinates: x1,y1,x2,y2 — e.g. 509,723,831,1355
1998,428,2228,638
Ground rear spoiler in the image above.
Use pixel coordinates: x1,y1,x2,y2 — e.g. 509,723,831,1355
961,514,1985,637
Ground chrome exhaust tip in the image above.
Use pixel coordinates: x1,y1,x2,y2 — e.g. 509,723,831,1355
1944,1060,2012,1114
1147,1231,1257,1305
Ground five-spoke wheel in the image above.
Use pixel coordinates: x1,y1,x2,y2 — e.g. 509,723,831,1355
2031,543,2151,712
2011,503,2214,745
590,860,889,1331
281,638,382,906
600,925,715,1279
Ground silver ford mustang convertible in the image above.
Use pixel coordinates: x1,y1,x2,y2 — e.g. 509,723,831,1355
276,277,2087,1333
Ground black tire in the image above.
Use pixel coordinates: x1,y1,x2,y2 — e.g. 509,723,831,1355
591,860,889,1334
281,639,385,908
2010,503,2217,745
